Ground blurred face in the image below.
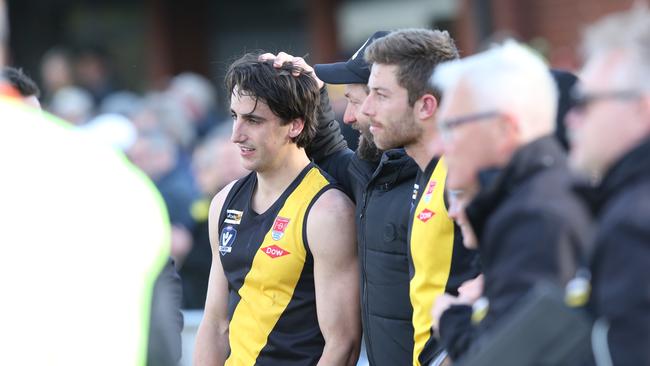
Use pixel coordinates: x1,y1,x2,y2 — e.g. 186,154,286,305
362,63,421,150
230,89,296,173
567,51,650,178
193,138,249,196
437,83,502,192
448,188,479,249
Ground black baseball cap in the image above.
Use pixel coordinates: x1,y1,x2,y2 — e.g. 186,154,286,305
314,31,390,85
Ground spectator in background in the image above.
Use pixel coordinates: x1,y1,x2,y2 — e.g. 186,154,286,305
167,72,220,143
429,41,590,362
181,124,249,309
127,129,200,268
2,66,41,108
48,86,94,125
99,90,142,118
134,92,196,152
74,45,116,105
567,6,650,365
40,47,74,106
0,2,182,364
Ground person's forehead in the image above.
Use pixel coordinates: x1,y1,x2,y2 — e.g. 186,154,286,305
580,50,626,90
344,84,368,97
230,91,270,113
369,64,399,84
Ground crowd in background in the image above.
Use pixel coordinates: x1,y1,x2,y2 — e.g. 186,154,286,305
8,47,253,310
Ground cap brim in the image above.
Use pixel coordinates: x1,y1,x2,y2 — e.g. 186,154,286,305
314,62,367,85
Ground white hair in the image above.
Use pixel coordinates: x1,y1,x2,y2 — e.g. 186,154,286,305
168,72,216,116
432,40,558,142
583,4,650,91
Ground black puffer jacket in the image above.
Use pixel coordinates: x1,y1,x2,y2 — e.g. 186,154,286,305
577,138,650,366
439,136,591,361
311,88,417,365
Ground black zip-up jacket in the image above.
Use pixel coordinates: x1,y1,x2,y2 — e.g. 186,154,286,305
439,136,590,361
310,88,417,365
576,138,650,366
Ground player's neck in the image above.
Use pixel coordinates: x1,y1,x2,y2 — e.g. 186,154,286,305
253,147,310,213
405,126,442,172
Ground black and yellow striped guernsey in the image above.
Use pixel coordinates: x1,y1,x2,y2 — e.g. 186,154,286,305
217,163,335,366
408,157,479,366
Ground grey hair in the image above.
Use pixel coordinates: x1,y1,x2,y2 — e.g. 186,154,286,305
431,40,558,142
582,4,650,91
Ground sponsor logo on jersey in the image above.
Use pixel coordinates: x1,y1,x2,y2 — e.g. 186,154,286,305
260,244,291,259
271,216,290,241
423,180,437,203
224,209,243,225
417,208,435,223
218,225,237,256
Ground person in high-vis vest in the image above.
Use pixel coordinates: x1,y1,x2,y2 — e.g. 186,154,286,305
0,2,172,364
360,29,480,366
194,54,360,366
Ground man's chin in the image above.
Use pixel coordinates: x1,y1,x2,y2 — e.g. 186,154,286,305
357,134,383,162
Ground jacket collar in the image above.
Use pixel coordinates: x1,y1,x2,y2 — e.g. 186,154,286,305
576,137,650,214
466,136,566,239
349,148,418,189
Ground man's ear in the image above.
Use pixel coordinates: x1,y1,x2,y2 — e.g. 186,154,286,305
287,118,305,139
497,113,521,152
415,94,438,120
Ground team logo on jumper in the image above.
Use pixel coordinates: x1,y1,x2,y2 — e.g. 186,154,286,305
218,226,237,256
423,180,437,203
261,245,291,259
417,208,435,223
224,209,243,225
271,216,290,240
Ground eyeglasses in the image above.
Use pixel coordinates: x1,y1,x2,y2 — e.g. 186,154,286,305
569,88,642,112
438,110,502,139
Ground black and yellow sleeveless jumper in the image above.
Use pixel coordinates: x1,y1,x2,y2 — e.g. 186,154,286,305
217,163,335,366
409,157,479,366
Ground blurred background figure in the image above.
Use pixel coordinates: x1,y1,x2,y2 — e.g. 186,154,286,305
74,45,117,105
2,66,41,108
48,85,94,125
78,113,138,152
166,72,220,144
127,128,200,268
567,5,650,365
39,47,74,106
181,123,248,309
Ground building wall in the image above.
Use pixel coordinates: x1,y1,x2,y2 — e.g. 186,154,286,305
453,0,637,70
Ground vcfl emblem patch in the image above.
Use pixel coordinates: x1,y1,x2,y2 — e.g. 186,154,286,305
261,245,290,259
218,226,237,256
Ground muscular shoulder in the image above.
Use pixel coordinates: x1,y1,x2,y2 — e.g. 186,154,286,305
306,188,355,256
309,187,354,221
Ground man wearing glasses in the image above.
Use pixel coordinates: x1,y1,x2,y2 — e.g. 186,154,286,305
429,41,590,362
567,6,650,365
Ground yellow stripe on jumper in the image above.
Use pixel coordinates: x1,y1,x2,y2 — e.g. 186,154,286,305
409,158,455,366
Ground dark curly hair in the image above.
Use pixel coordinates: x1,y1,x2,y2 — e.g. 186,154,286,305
225,53,319,149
